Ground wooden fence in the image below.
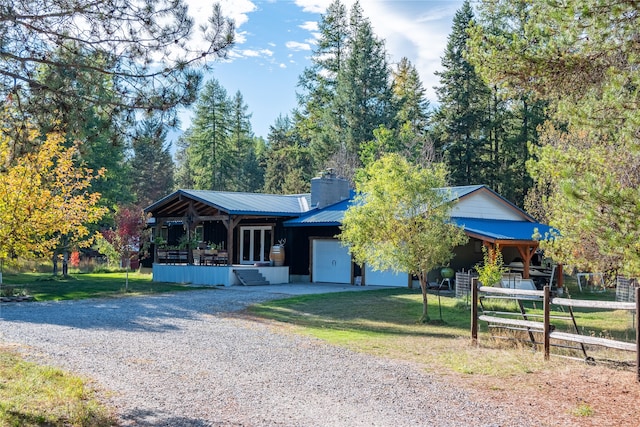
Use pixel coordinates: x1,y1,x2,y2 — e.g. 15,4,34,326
470,279,640,382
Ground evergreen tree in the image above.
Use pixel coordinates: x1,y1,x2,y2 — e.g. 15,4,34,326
469,0,640,275
467,0,548,207
29,46,133,212
175,79,263,192
390,57,433,165
332,1,393,181
1,1,234,129
183,78,233,190
263,115,313,194
297,0,350,170
130,117,175,207
228,91,263,192
174,131,195,189
297,1,395,183
432,0,491,187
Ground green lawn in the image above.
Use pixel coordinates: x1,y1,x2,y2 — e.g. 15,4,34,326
1,271,207,301
247,286,637,375
0,346,115,427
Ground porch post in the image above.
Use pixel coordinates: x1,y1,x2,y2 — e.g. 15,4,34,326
227,214,234,265
516,244,537,279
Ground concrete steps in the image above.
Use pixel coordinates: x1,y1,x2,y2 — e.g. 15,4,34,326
234,269,270,286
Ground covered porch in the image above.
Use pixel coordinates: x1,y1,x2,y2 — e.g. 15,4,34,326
144,189,314,286
453,217,563,288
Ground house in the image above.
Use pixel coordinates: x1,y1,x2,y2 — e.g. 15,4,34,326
145,176,554,287
144,173,350,286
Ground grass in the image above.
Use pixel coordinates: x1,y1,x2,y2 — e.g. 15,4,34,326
248,288,553,376
247,286,637,376
572,403,595,417
0,346,115,426
0,271,208,301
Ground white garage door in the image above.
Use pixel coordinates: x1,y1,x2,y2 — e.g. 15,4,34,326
312,239,352,284
364,266,409,287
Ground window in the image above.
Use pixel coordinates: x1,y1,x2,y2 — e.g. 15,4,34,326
240,226,272,264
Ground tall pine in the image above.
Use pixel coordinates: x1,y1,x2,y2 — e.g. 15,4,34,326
130,117,175,207
432,0,490,187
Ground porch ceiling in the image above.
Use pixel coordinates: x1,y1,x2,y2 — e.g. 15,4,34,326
146,192,222,219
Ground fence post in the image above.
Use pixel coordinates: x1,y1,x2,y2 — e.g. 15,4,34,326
471,277,478,345
636,286,639,383
544,285,550,361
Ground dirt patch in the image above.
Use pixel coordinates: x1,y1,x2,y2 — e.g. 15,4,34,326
455,364,640,427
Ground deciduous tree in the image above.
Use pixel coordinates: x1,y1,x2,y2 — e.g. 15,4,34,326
340,154,468,322
102,205,145,291
0,122,107,262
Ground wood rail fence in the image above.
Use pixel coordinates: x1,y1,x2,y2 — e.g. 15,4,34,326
470,278,640,382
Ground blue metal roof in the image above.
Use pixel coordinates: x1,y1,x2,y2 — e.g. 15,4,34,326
451,217,555,241
285,195,554,243
284,198,354,227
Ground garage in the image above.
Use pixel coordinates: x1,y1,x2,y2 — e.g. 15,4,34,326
311,239,352,284
364,266,410,287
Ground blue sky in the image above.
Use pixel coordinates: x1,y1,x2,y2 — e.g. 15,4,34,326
180,0,464,141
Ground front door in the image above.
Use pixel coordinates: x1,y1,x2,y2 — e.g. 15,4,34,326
240,226,272,265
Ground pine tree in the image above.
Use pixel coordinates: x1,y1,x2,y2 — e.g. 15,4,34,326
130,117,175,207
297,1,395,183
390,57,432,164
183,78,233,190
297,0,350,170
262,115,312,194
228,91,263,192
432,0,491,187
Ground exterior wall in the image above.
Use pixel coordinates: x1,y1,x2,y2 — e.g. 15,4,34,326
451,191,525,220
152,264,289,286
285,226,341,277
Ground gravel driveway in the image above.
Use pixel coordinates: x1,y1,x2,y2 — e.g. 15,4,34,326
1,284,530,426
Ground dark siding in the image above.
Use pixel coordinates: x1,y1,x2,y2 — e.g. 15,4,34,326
286,226,341,276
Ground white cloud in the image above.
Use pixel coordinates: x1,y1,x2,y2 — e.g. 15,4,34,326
299,21,318,32
279,63,287,68
294,0,331,14
216,0,257,27
286,41,311,51
240,48,274,58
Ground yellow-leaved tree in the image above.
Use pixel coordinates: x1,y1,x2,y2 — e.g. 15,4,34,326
0,124,107,263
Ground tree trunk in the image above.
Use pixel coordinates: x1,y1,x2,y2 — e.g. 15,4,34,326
419,272,430,322
62,250,69,277
52,252,59,276
125,251,130,293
